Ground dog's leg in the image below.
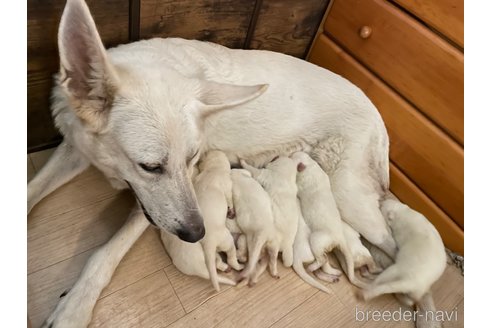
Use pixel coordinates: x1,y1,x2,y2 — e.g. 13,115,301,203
267,244,280,278
330,169,398,259
236,234,248,263
215,254,229,272
320,261,343,276
28,141,89,214
223,233,244,271
41,206,149,328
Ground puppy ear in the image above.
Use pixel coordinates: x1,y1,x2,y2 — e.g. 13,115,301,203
297,162,306,172
240,159,261,178
57,0,118,132
194,80,268,117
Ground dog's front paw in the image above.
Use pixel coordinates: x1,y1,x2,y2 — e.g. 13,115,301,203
41,289,94,328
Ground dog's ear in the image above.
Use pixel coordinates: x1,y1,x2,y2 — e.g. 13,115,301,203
57,0,118,132
194,80,268,117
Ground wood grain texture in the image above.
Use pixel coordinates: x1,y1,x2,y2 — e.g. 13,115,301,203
164,262,234,313
140,0,256,49
390,164,464,255
392,0,464,48
324,0,464,144
248,0,330,57
167,267,317,328
90,271,185,328
308,34,463,228
27,0,129,151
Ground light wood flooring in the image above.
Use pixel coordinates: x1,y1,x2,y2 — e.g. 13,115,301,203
27,148,464,328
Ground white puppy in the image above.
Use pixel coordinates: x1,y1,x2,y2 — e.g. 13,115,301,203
160,230,236,285
360,198,446,305
292,151,366,288
231,169,281,285
194,150,244,291
240,157,299,268
292,211,332,293
339,222,382,278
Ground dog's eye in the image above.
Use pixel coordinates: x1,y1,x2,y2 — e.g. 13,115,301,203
139,163,163,174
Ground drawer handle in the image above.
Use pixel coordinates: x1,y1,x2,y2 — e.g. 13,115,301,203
359,26,372,39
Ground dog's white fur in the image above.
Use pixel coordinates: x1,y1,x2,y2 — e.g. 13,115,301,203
292,211,332,293
292,151,369,288
361,199,446,305
241,157,299,268
340,222,382,278
27,1,418,326
193,151,243,291
230,169,280,284
160,229,236,286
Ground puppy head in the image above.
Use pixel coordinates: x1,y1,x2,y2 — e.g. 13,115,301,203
198,150,230,172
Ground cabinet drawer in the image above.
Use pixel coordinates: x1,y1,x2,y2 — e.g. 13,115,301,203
392,0,463,48
308,34,463,228
324,0,464,144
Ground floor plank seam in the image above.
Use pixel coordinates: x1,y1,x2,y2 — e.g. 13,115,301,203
27,243,102,276
28,192,123,224
265,289,321,328
98,267,169,301
161,268,187,322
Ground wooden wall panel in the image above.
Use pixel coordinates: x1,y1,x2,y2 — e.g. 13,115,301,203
392,0,463,48
27,0,129,152
308,34,464,228
324,0,464,145
139,0,256,49
248,0,330,57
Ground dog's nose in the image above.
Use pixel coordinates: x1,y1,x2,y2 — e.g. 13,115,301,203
177,224,205,243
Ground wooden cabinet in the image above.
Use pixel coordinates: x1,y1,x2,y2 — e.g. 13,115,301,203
308,0,464,254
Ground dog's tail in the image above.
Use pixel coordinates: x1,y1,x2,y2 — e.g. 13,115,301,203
293,259,332,294
203,243,221,292
336,242,370,289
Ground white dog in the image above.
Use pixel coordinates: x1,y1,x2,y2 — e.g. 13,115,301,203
240,157,299,268
160,229,236,286
194,151,244,291
230,169,280,284
28,1,413,326
360,199,446,306
292,151,368,288
292,211,332,293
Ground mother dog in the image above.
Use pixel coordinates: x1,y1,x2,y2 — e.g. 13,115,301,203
29,0,399,326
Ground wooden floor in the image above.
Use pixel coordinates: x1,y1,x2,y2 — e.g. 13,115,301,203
28,148,464,328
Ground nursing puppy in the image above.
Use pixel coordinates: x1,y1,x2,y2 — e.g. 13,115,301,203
194,150,244,291
339,222,382,278
240,157,299,268
292,211,332,293
360,198,446,306
231,169,280,284
292,151,366,288
160,230,236,286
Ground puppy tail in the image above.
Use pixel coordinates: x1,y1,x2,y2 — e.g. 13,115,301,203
336,243,370,289
203,244,221,292
293,260,332,294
